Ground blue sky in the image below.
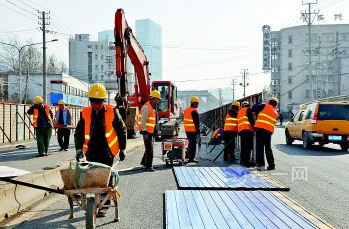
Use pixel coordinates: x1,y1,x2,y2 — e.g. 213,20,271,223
0,0,348,99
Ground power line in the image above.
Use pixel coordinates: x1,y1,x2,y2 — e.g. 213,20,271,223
4,0,37,17
0,2,37,22
12,0,38,11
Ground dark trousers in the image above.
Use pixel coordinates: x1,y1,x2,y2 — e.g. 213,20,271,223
141,135,154,168
185,132,197,161
223,132,236,160
256,129,274,167
36,128,52,156
57,128,70,149
239,130,254,165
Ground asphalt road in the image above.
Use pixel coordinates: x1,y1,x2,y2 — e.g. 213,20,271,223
3,128,349,229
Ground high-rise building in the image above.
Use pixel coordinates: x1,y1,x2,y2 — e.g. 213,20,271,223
135,19,162,81
98,30,114,42
270,24,349,112
69,34,115,84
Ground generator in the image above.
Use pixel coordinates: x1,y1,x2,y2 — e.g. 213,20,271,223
162,138,189,166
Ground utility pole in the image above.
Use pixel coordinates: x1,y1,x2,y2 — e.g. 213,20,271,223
218,88,223,106
314,36,321,99
231,77,237,101
239,69,249,98
39,11,50,104
301,0,323,101
330,32,343,96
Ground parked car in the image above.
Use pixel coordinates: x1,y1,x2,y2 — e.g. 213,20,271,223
285,102,349,150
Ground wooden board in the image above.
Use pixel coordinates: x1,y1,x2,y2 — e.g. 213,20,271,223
60,167,111,190
165,190,334,229
173,167,289,191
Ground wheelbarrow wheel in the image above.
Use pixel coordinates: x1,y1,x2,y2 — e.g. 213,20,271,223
86,197,96,229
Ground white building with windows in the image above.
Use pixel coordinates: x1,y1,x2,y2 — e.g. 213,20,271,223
7,73,88,106
270,24,349,113
69,34,116,84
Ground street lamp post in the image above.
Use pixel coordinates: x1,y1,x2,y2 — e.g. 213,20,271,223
0,39,58,104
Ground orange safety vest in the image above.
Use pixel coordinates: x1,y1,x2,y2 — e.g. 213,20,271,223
81,104,120,156
32,104,53,128
137,101,156,134
224,113,238,132
254,104,279,133
183,107,197,132
238,107,254,133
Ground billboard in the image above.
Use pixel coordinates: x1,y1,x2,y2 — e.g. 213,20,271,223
262,25,271,70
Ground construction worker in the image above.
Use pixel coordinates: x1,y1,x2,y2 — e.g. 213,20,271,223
27,96,53,157
54,100,72,151
74,83,127,166
183,96,200,163
253,97,279,170
138,90,161,171
238,101,255,167
223,101,240,161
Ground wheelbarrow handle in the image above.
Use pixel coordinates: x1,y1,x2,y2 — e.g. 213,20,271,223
0,177,64,194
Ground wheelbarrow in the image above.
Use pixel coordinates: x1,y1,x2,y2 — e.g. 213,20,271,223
0,162,121,229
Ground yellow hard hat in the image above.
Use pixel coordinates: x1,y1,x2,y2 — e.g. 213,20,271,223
242,101,249,106
58,100,65,105
231,101,240,107
34,96,43,103
269,97,279,104
190,96,199,103
88,83,107,99
150,90,161,99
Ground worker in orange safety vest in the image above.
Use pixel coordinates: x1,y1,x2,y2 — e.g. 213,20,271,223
183,96,200,163
74,83,127,166
237,101,255,167
27,96,53,157
223,101,240,161
252,97,279,171
138,90,161,172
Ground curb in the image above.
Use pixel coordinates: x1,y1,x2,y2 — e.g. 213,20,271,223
0,137,144,222
0,163,67,221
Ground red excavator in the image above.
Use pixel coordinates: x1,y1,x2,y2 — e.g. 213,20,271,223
114,9,180,138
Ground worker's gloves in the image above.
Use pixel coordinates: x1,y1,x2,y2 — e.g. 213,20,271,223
75,149,85,162
119,149,126,161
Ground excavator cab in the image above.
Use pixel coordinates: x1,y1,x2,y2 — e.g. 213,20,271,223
152,81,180,139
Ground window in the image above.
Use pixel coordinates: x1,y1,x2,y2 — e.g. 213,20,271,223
288,35,292,44
95,54,98,60
101,45,103,49
288,49,292,58
95,45,98,49
288,63,292,71
328,90,334,96
288,91,292,99
101,65,104,70
88,52,92,81
341,33,349,41
101,75,104,80
95,65,98,70
87,45,92,48
95,75,98,80
101,54,104,60
305,105,315,119
306,89,310,99
288,76,292,84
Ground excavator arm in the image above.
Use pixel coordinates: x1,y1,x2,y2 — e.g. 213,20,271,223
114,8,151,107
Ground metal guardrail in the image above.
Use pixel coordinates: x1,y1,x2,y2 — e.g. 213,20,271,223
0,102,82,144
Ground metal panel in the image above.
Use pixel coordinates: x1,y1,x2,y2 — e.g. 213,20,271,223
173,167,289,191
165,190,333,229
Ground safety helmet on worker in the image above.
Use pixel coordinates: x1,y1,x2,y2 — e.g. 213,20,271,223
88,83,107,99
269,97,279,104
58,100,65,105
242,101,249,107
150,90,161,100
190,96,199,103
34,96,43,104
231,101,240,108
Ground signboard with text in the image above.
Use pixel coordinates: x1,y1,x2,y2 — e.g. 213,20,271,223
262,25,271,70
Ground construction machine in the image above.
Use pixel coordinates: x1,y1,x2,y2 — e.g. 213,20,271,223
114,9,180,139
